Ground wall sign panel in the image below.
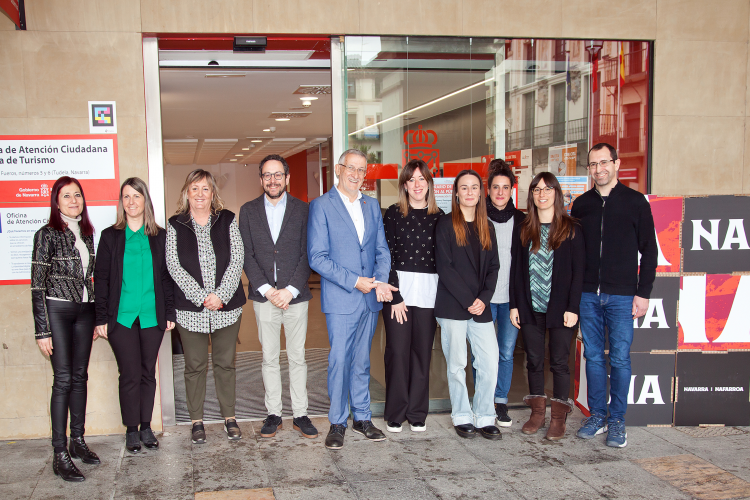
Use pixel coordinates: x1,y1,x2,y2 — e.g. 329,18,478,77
674,352,750,426
682,196,750,273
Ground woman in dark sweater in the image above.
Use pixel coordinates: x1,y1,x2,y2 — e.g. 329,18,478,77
435,170,500,440
94,177,176,454
509,172,585,441
382,159,444,433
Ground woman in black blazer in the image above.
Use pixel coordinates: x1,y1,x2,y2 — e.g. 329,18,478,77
94,177,175,454
435,170,500,441
509,172,584,441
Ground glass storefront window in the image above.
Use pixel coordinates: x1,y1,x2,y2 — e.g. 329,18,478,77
341,36,652,211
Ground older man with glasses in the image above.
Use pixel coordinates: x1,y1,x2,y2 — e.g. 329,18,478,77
307,148,397,449
571,143,657,448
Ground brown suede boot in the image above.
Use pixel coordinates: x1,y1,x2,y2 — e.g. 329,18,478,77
521,395,547,435
546,398,573,441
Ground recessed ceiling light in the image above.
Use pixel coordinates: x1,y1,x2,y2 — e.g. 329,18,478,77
300,97,318,101
235,154,243,157
229,158,238,161
251,140,262,143
242,147,250,151
275,118,290,122
263,128,271,132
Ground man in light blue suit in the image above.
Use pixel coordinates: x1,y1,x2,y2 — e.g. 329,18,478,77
307,148,396,450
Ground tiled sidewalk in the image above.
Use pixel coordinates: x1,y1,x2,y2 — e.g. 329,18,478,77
2,407,750,499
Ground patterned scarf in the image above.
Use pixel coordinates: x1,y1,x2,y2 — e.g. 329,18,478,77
486,195,518,224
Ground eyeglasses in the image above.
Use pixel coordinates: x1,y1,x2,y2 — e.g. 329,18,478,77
532,186,554,195
339,164,367,177
261,172,286,181
587,159,614,170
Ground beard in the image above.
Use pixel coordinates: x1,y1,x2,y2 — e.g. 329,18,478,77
264,183,286,199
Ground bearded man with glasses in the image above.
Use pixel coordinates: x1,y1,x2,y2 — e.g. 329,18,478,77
239,154,318,440
570,143,657,448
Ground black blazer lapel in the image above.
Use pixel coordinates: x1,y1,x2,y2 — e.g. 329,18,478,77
254,196,274,242
278,195,294,240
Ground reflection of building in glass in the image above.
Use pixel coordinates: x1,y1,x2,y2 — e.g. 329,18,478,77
344,36,651,209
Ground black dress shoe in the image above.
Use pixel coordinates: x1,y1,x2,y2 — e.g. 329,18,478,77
479,425,502,440
454,424,477,439
352,420,386,441
69,436,100,464
126,431,141,453
53,450,85,482
140,428,159,449
325,424,346,450
260,414,283,438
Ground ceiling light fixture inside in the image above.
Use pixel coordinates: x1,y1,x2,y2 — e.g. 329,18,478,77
251,140,262,143
349,76,495,136
300,97,318,101
263,128,271,132
235,154,243,157
275,118,290,122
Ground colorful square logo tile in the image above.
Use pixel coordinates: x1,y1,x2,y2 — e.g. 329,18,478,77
88,101,116,133
91,104,112,127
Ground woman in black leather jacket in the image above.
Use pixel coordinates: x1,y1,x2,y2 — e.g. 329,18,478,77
31,176,100,482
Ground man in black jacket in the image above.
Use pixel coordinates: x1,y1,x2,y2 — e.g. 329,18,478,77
239,154,318,440
571,143,657,448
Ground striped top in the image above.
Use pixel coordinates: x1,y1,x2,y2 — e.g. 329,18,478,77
529,224,553,313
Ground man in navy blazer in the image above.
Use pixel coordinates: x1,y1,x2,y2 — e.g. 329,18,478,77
307,148,396,450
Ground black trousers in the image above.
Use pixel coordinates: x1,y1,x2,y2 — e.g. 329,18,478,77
382,304,436,423
520,311,574,400
108,319,165,427
47,300,95,448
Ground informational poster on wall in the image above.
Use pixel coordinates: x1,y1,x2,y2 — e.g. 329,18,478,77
433,178,455,214
0,203,117,284
0,135,120,201
548,144,577,176
0,135,121,285
557,176,588,214
509,149,532,209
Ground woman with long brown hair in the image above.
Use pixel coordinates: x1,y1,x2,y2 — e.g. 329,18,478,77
509,172,585,440
382,159,444,433
434,170,501,440
31,176,99,482
94,177,175,454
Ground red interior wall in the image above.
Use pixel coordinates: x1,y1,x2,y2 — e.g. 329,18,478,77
285,150,308,202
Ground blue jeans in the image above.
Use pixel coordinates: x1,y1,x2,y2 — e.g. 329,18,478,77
437,317,499,428
579,292,634,422
490,303,519,404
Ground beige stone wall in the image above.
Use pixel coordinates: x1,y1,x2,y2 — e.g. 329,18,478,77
0,0,748,440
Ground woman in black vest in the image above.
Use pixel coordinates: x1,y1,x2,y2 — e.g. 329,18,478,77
94,177,175,454
509,172,584,441
166,169,246,445
31,176,99,482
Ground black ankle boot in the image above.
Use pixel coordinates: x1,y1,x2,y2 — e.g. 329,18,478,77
53,449,85,482
69,436,101,465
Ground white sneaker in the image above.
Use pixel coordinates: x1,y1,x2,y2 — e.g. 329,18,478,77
410,421,426,432
386,421,402,433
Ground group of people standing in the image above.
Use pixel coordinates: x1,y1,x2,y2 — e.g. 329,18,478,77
31,141,656,481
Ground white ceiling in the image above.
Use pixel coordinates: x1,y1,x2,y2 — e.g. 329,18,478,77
160,68,332,165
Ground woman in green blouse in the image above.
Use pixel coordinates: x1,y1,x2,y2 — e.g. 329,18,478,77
94,177,176,454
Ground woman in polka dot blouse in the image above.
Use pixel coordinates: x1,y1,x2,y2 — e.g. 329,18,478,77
382,159,444,434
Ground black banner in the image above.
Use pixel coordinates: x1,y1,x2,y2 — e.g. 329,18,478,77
674,352,750,426
683,196,750,273
632,277,679,352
